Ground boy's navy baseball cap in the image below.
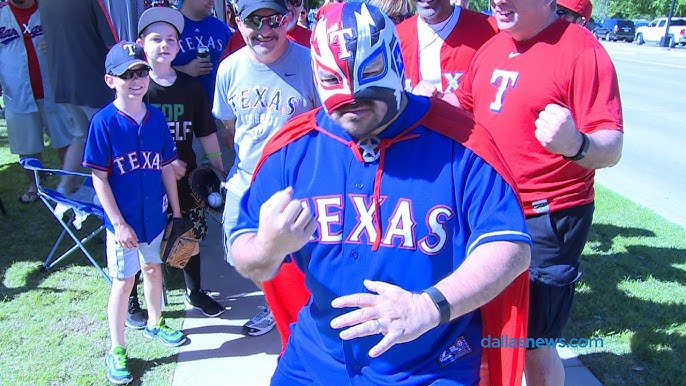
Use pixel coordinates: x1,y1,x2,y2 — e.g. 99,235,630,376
105,41,150,76
138,6,185,36
235,0,287,19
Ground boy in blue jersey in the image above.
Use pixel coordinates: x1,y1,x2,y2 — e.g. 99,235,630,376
82,41,187,385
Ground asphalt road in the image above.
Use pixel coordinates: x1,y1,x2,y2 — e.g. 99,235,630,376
594,41,686,228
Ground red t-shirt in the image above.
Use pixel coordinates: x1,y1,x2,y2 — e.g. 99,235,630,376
220,24,312,60
456,19,623,217
397,9,497,93
10,1,43,99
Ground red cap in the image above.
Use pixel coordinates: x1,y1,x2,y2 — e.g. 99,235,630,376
557,0,592,22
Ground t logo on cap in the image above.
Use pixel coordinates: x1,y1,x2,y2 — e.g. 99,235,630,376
105,41,149,76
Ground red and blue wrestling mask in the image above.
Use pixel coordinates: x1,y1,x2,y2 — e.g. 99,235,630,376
311,2,405,118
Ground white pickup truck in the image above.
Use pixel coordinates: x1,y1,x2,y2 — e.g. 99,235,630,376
635,17,686,47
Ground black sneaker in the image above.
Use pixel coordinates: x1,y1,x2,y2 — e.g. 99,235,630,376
184,289,225,317
125,297,147,330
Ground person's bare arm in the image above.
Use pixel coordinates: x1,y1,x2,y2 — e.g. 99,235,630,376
162,163,182,218
173,58,212,77
535,103,623,169
230,187,317,282
198,133,224,172
91,169,138,248
218,119,236,148
330,240,531,357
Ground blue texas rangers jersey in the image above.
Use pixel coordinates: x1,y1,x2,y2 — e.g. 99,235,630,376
83,103,177,243
232,93,531,385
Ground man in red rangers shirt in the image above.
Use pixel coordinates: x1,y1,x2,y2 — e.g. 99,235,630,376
396,0,497,95
447,0,623,384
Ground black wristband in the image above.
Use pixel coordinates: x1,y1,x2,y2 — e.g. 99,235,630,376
563,133,590,161
423,286,451,324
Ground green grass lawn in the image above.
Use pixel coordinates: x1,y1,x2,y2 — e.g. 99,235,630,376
567,187,686,385
0,115,187,385
0,111,685,385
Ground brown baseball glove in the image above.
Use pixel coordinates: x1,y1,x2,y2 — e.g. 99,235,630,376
161,217,199,269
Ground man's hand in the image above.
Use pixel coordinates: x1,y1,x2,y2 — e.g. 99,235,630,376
114,222,138,249
171,159,187,180
175,58,212,77
330,280,440,358
254,187,317,259
412,80,443,98
534,104,584,157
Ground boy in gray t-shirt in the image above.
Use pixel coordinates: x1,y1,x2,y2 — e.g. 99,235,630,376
212,0,319,337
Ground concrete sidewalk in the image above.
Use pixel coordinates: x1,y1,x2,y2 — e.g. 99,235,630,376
171,217,603,386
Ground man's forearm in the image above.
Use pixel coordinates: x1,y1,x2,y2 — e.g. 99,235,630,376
433,241,531,323
231,232,286,282
574,129,623,170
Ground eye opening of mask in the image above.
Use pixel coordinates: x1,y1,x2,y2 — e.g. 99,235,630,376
357,46,388,84
316,64,343,90
242,13,286,30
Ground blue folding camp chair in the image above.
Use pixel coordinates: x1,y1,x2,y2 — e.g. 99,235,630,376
20,158,111,284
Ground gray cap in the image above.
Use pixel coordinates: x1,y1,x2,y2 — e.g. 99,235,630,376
138,6,185,36
234,0,287,19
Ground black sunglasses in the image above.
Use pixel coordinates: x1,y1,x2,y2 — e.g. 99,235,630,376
114,67,150,80
556,8,582,23
242,14,286,30
390,13,412,24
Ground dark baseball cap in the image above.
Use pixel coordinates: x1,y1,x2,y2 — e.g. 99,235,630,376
235,0,288,19
105,41,150,76
138,6,185,36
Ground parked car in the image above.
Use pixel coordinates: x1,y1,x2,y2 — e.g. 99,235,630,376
632,19,650,28
635,17,686,47
593,18,636,42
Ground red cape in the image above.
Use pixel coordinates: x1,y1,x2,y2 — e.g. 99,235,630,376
256,100,528,386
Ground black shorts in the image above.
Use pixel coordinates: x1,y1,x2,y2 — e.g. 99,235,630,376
526,203,594,342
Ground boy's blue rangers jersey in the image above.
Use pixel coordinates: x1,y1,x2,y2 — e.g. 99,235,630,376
83,102,177,243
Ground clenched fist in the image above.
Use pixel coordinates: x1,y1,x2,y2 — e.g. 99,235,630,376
534,103,584,157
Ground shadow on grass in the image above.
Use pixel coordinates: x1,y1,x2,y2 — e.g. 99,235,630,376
128,354,177,386
566,223,686,385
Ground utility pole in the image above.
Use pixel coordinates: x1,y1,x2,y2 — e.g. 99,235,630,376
661,0,677,47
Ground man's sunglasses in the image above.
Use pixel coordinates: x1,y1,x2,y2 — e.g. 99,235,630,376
113,67,150,80
556,8,583,24
390,13,412,24
289,0,303,7
242,14,286,30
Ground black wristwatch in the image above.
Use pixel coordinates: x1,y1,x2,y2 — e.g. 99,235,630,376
563,133,590,161
423,286,451,324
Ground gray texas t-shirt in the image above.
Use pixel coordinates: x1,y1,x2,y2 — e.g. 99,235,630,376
213,41,320,197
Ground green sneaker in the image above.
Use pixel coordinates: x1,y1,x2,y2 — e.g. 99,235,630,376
143,317,187,347
106,345,133,385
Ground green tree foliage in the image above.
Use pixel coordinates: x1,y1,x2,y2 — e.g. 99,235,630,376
600,0,686,19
